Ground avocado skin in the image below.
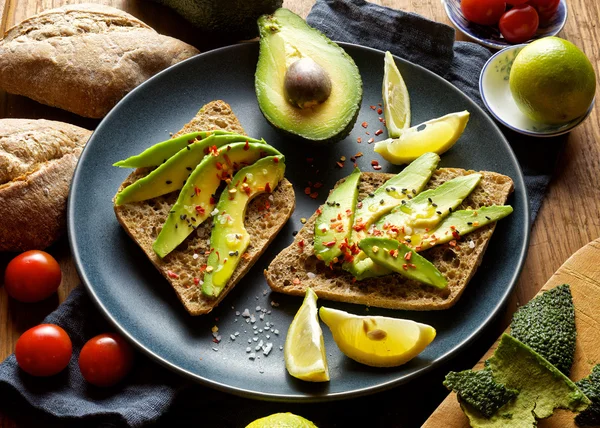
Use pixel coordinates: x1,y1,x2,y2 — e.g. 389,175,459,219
153,0,282,39
576,364,600,427
510,284,576,376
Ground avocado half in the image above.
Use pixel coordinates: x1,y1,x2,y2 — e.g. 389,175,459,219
255,8,363,143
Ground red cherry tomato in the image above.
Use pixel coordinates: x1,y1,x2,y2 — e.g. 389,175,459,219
78,333,134,387
461,0,507,25
529,0,560,23
15,324,72,376
506,0,528,5
499,5,540,43
4,250,62,303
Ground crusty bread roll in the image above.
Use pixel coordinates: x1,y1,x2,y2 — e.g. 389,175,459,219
0,119,92,252
0,4,199,118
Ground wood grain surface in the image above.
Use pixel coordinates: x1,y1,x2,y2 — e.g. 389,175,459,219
0,0,599,427
424,238,600,428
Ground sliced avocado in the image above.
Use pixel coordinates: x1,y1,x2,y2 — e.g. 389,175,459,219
342,152,440,279
256,8,362,143
113,130,235,168
202,156,285,298
313,168,361,265
152,142,282,258
408,205,513,251
115,134,264,205
358,237,447,288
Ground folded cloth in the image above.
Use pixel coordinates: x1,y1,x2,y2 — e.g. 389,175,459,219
0,1,562,427
307,0,564,221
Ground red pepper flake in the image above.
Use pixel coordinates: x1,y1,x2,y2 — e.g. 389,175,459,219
415,246,422,252
316,207,323,215
265,182,272,193
194,186,201,196
223,154,232,167
273,157,279,163
298,240,305,248
402,264,408,270
370,105,376,110
354,162,358,168
167,270,179,279
365,131,370,135
265,201,270,210
404,252,412,261
293,278,300,285
371,160,379,166
353,222,366,232
389,249,399,258
210,196,217,204
379,117,384,122
243,186,251,195
336,161,344,168
409,264,417,269
355,152,364,158
449,240,457,247
378,103,382,107
375,129,383,136
215,161,223,170
313,182,323,189
357,137,362,143
242,252,251,260
243,140,249,151
193,277,200,285
377,108,383,115
368,137,375,144
337,213,342,220
209,145,219,156
323,240,336,247
361,121,368,128
310,192,319,199
304,187,311,195
195,205,205,215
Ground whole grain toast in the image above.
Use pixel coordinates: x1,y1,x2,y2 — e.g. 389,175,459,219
114,100,295,315
265,168,513,311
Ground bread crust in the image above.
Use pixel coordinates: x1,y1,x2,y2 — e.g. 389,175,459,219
264,169,514,311
113,101,295,315
0,4,199,118
0,119,92,251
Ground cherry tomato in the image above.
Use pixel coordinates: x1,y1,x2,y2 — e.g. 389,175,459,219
78,333,134,387
15,324,72,376
529,0,560,23
506,0,529,5
461,0,507,25
499,5,539,43
4,250,62,303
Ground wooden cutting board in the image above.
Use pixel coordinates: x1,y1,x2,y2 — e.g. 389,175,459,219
424,238,600,428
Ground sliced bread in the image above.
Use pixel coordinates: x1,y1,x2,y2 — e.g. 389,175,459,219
114,100,296,315
264,168,514,311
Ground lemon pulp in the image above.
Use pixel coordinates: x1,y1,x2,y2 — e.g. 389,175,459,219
319,307,436,367
284,288,329,382
383,51,411,137
374,111,469,165
246,412,317,428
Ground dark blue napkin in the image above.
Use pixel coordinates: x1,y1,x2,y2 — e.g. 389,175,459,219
0,1,562,426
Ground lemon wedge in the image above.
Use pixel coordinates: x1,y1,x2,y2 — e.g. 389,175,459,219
375,111,470,165
284,288,329,382
383,51,411,137
246,413,317,428
319,307,436,367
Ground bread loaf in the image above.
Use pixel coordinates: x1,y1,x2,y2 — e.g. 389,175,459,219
0,119,92,252
0,4,199,118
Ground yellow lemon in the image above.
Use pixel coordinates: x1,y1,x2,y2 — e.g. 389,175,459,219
510,37,596,125
374,111,469,165
246,413,318,428
284,288,329,382
319,307,436,367
383,51,411,137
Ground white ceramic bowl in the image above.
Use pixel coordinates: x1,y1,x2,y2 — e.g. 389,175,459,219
479,44,595,137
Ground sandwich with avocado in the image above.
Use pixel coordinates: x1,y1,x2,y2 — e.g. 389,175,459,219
113,100,295,315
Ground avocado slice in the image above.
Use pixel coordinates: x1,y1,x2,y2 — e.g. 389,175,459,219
256,8,362,143
115,134,264,205
113,130,236,168
202,156,285,298
409,205,513,251
152,142,282,258
342,152,440,279
313,168,361,265
358,237,447,289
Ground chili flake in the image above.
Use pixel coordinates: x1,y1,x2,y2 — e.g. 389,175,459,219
375,129,383,136
368,137,375,144
357,137,362,143
167,270,179,279
361,121,368,128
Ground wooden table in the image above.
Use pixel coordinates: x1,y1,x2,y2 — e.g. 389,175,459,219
0,0,598,426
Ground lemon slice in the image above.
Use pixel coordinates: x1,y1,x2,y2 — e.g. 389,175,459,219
246,413,317,428
319,307,436,367
374,111,470,165
284,288,329,382
383,51,411,137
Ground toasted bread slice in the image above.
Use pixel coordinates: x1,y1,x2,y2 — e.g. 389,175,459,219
265,168,513,311
114,101,296,315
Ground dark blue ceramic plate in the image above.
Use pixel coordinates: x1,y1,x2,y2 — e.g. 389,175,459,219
443,0,567,51
68,42,529,401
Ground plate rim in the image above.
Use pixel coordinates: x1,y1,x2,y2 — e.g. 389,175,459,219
68,41,531,402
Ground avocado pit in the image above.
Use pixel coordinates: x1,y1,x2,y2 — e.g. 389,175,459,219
284,57,332,109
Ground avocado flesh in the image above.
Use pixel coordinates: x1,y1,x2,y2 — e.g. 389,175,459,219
461,334,590,427
358,237,447,289
405,205,513,251
115,134,264,205
342,152,440,279
256,8,362,142
202,156,285,298
152,142,282,258
114,130,236,168
313,168,361,264
347,171,479,280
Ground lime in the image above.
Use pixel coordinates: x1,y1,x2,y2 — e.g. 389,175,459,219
284,288,329,382
383,51,411,137
509,37,596,125
246,413,318,428
374,111,469,165
319,307,436,367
